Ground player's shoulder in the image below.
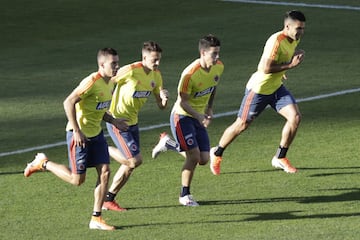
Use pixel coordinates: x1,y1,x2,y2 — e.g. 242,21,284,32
183,59,201,75
77,72,102,94
83,72,102,84
215,59,224,68
268,31,287,44
129,61,143,70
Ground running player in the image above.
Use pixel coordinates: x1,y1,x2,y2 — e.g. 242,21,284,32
210,10,306,175
24,48,127,230
166,34,223,206
103,41,169,211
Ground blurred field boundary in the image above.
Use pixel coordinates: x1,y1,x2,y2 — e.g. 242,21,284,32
222,0,360,11
1,88,359,157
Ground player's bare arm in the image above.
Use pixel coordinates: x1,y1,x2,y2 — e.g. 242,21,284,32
262,49,305,74
63,89,87,147
103,112,128,131
155,88,169,109
179,92,209,127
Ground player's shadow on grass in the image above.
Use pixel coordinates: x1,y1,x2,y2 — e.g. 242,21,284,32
120,211,360,229
223,166,360,175
199,188,360,205
240,211,360,221
129,188,360,211
0,171,24,175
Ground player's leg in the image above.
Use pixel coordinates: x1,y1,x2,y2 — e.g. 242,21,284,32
24,131,86,185
180,147,200,207
88,132,114,230
93,163,110,213
173,115,200,206
45,161,85,186
89,163,114,230
210,89,268,175
271,86,301,173
151,132,182,158
151,111,184,159
103,124,141,211
278,103,301,147
196,122,211,166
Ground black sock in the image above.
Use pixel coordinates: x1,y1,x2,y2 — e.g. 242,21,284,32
276,146,288,158
180,186,190,197
105,192,116,202
92,211,101,217
214,146,225,157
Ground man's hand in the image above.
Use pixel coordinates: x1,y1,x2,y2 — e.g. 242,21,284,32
290,49,305,68
112,118,129,132
73,129,88,148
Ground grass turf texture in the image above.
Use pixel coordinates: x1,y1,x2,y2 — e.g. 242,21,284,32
0,0,359,239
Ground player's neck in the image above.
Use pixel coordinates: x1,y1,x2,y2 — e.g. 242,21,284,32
98,71,111,83
200,59,211,72
142,65,152,75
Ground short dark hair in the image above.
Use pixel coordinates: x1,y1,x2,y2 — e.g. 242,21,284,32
143,41,162,53
198,34,221,51
97,47,118,59
285,10,306,22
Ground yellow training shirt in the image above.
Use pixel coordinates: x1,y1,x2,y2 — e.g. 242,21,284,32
246,31,300,94
66,72,114,138
173,59,224,117
109,62,163,125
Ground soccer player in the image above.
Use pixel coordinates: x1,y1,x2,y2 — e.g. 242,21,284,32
210,10,306,175
102,41,169,211
24,48,127,230
153,34,223,206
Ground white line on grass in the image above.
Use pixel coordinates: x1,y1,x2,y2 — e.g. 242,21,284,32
222,0,360,11
1,88,360,158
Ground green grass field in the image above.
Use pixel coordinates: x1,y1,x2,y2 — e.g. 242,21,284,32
1,0,359,239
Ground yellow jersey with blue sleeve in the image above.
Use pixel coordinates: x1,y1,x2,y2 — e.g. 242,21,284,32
109,62,163,125
173,59,224,117
246,31,300,95
66,72,114,138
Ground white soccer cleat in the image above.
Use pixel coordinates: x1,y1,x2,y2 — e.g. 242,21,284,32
152,132,179,159
271,156,297,173
89,216,115,231
24,153,48,177
179,195,199,207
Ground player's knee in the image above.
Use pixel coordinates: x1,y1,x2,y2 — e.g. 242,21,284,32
71,175,86,186
290,112,301,128
99,167,111,184
295,112,302,125
233,118,248,134
129,156,142,169
198,153,209,165
198,158,209,165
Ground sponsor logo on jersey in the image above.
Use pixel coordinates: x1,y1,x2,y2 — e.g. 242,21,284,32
194,86,215,98
133,91,152,98
96,100,111,110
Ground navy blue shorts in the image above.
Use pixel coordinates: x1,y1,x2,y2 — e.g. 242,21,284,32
66,130,110,174
170,111,210,152
238,85,297,123
106,122,140,159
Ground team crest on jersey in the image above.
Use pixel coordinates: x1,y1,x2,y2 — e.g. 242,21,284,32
184,133,194,146
77,159,86,171
214,75,219,82
130,143,138,152
186,138,194,146
151,80,155,88
96,100,111,110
